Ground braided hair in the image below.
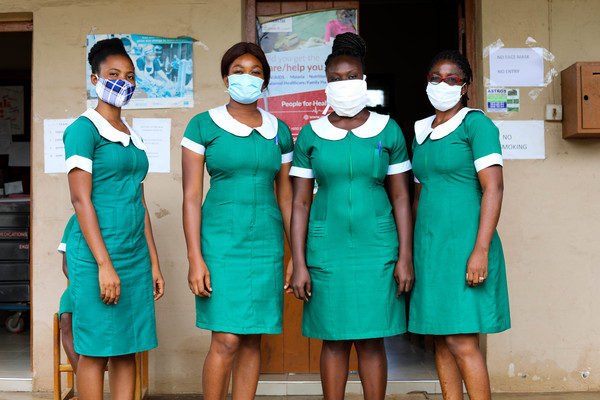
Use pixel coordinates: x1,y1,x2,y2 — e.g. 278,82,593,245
324,32,367,72
88,38,133,74
428,50,473,106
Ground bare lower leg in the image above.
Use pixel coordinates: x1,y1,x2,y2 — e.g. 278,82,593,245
203,332,242,400
60,313,80,372
354,338,387,400
321,340,352,400
445,334,491,400
434,336,464,400
76,355,108,400
108,353,136,400
231,334,262,400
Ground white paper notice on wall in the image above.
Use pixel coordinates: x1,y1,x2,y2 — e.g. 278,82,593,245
489,48,544,87
132,118,171,173
44,119,75,173
493,120,545,160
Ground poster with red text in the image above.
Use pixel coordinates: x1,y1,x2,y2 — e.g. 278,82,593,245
257,9,357,138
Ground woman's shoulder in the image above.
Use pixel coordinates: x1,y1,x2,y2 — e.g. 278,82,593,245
464,109,497,132
64,114,98,139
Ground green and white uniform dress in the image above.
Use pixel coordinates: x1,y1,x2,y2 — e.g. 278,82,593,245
409,108,510,335
291,112,412,340
63,109,157,356
181,105,293,334
58,215,76,321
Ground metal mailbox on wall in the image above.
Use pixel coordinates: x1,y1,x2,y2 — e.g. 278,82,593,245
561,62,600,138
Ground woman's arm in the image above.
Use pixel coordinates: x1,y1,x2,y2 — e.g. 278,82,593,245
182,147,212,297
466,165,503,287
68,169,120,304
387,172,414,296
141,184,164,300
275,162,294,292
290,177,314,301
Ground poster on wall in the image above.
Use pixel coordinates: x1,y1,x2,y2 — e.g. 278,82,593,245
489,48,544,87
257,9,357,137
86,34,194,109
0,86,25,136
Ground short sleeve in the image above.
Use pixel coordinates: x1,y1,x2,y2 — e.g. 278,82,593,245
386,119,412,175
466,112,503,172
58,214,76,253
290,126,314,179
63,117,97,173
277,120,294,164
181,114,207,155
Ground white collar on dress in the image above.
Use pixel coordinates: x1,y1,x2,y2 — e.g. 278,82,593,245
414,107,484,145
208,105,278,140
81,108,147,151
310,111,390,141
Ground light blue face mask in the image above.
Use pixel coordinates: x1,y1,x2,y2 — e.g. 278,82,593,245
227,74,264,104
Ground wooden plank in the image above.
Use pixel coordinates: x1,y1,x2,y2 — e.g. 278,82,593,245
281,1,308,13
307,1,333,11
257,1,282,16
464,0,478,107
0,21,32,32
332,1,358,8
246,0,257,43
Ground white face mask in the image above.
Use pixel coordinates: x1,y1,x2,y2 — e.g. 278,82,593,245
324,77,368,117
426,82,465,112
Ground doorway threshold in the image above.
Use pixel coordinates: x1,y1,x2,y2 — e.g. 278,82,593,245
0,377,32,392
257,374,440,396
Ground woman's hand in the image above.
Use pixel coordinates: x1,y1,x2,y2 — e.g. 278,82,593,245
152,265,165,300
188,259,212,297
292,264,311,301
393,256,414,297
466,247,488,287
98,263,120,305
284,258,294,294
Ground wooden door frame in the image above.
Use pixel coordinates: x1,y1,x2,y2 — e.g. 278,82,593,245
464,0,479,107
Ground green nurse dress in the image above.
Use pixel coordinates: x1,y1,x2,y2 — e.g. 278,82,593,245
409,108,511,335
290,112,412,340
181,105,293,334
63,109,157,356
58,215,75,320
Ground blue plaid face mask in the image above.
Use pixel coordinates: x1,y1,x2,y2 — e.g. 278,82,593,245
227,74,264,104
95,75,136,107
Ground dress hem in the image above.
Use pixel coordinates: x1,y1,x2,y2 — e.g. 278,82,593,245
74,341,158,357
196,322,282,335
302,328,407,341
408,323,511,336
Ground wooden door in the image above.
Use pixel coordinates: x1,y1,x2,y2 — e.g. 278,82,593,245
247,0,360,374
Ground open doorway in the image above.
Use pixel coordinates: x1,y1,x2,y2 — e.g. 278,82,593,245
0,21,33,391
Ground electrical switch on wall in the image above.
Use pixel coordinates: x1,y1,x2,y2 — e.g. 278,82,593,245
545,104,563,121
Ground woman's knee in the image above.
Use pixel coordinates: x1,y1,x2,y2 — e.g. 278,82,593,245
211,332,242,356
322,340,353,356
239,334,261,350
354,338,385,354
444,334,480,358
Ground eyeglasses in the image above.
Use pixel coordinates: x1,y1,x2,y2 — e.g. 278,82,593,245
427,74,464,86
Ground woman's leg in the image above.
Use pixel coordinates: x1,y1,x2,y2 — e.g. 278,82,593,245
231,334,262,400
434,335,464,400
108,353,136,400
203,332,242,400
320,340,353,400
354,338,387,400
76,355,108,400
60,313,80,373
443,334,491,400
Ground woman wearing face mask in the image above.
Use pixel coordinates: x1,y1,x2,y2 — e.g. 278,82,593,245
181,42,293,400
290,33,413,400
409,50,510,400
63,38,164,400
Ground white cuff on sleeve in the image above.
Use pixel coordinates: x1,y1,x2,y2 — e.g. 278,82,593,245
474,153,503,172
387,160,412,175
57,243,66,253
181,137,206,155
66,155,93,173
289,166,315,179
414,176,420,184
282,151,293,164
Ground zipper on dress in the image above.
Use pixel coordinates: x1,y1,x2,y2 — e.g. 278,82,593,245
131,145,138,248
348,136,353,243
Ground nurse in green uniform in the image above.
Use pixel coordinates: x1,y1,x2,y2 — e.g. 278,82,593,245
409,50,510,400
64,38,165,400
57,215,79,373
181,42,293,400
291,33,413,400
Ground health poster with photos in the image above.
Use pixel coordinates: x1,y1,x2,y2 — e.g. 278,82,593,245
257,9,357,138
86,34,194,109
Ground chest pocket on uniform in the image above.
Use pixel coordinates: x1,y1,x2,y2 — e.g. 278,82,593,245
372,147,389,182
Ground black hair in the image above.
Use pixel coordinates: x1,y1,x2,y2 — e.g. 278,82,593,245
428,49,473,106
324,32,367,72
221,42,271,88
88,38,133,74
